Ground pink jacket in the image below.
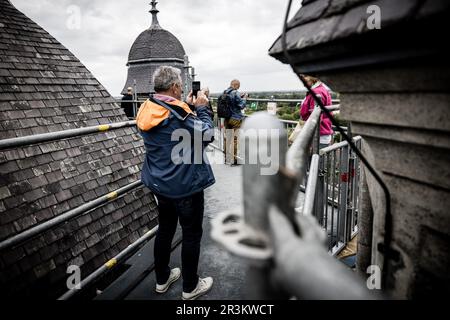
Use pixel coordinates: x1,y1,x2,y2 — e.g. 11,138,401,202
300,83,333,136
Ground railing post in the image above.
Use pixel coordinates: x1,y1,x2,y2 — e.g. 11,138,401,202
312,108,320,155
316,150,325,226
347,143,356,240
133,79,138,118
352,138,362,235
312,107,322,224
241,112,287,299
338,143,350,245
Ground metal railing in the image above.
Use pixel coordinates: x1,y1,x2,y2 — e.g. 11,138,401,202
282,102,362,257
210,104,363,299
0,120,136,150
211,104,360,257
308,137,362,255
114,96,340,118
209,96,340,104
288,105,360,256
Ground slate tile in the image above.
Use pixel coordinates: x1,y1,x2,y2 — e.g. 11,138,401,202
0,222,16,241
33,259,56,279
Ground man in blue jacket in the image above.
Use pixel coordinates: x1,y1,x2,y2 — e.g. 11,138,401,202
137,66,215,300
223,79,247,165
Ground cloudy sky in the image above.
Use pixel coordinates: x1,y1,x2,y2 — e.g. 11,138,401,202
11,0,304,96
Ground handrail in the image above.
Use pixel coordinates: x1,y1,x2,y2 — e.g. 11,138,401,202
246,98,340,104
0,180,143,251
320,136,362,155
0,120,136,150
279,119,298,125
58,225,159,300
209,97,340,104
286,106,321,179
302,154,319,217
114,97,341,106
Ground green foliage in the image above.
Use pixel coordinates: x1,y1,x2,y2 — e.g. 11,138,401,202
212,91,341,124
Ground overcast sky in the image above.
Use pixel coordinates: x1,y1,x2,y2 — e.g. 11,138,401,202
11,0,303,95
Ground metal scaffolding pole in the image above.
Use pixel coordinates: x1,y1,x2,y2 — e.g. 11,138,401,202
286,106,321,193
0,120,136,150
0,180,143,251
302,154,319,216
241,112,287,299
58,225,159,300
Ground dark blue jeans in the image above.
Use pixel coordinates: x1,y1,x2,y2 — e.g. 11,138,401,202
154,191,204,292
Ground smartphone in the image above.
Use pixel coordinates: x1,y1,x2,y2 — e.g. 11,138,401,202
192,81,201,98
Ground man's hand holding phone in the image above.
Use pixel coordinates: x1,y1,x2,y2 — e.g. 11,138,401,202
186,90,208,108
194,90,208,107
192,81,201,98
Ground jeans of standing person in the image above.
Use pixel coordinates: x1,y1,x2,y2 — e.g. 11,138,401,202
154,191,204,293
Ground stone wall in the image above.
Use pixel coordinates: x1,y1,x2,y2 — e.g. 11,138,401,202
321,63,450,298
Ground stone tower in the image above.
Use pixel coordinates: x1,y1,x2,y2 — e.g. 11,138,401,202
121,1,192,99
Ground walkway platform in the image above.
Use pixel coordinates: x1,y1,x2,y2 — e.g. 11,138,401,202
95,147,352,300
97,148,247,300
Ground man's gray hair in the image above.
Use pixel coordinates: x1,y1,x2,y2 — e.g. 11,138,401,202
152,66,182,92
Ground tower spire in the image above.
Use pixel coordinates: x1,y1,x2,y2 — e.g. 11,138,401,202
149,1,160,28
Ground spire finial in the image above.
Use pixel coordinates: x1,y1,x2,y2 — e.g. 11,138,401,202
149,1,160,28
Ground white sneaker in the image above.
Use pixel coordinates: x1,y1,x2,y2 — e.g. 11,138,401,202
155,268,181,293
182,277,213,300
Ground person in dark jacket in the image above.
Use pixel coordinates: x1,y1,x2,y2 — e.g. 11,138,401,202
121,87,135,118
136,66,215,300
223,79,247,165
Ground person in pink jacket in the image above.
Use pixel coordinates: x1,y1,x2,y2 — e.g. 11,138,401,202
300,75,334,149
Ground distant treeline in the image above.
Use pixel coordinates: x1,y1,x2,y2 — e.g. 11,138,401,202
210,90,343,123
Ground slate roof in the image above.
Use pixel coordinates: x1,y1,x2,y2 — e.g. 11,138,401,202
0,0,157,297
128,27,185,63
121,4,186,96
269,0,450,72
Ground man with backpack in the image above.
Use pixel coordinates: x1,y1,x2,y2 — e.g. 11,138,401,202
217,79,248,165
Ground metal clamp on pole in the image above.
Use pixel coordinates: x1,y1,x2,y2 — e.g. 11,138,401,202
210,209,273,262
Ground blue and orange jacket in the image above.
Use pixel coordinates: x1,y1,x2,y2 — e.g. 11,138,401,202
137,95,215,199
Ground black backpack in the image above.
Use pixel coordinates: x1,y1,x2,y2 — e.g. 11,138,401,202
217,90,232,118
